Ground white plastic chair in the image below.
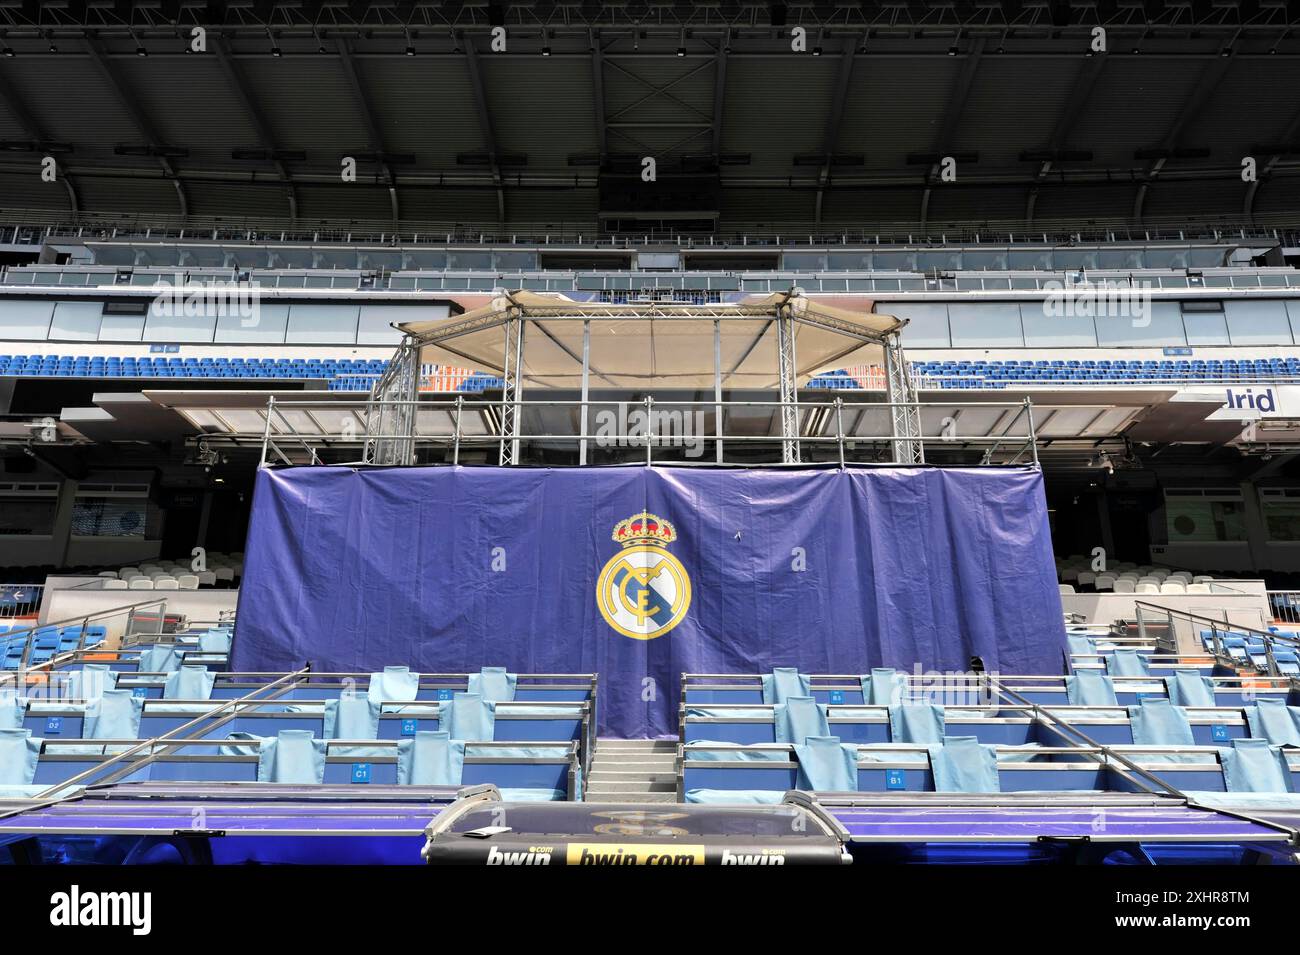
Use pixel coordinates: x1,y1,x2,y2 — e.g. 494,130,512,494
128,577,154,590
1160,581,1186,594
177,574,200,590
1077,571,1097,587
214,568,235,583
1185,583,1212,594
1112,579,1135,594
1094,575,1116,591
1059,583,1076,594
154,578,179,591
197,571,217,586
103,579,128,590
1136,583,1160,594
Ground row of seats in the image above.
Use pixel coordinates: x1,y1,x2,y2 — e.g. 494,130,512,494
809,359,1300,390
2,624,107,669
678,668,1300,803
1199,629,1300,675
0,353,506,393
1,663,587,801
89,552,242,590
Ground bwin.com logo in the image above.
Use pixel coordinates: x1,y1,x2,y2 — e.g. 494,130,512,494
49,885,152,936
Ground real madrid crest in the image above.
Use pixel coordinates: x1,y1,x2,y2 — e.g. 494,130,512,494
596,512,692,641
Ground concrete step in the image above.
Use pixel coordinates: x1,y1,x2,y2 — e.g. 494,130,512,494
585,784,676,800
594,754,675,762
588,772,677,784
583,793,680,804
596,740,678,751
590,760,676,773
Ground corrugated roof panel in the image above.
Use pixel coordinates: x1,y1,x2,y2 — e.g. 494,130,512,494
1033,182,1137,221
1182,60,1300,156
363,58,479,167
238,57,369,152
719,186,815,222
1069,59,1206,165
186,180,295,219
821,187,922,224
76,176,182,217
295,183,394,221
841,58,961,170
952,58,1079,168
396,186,502,224
118,57,261,158
487,58,597,170
0,172,71,211
723,58,840,175
1144,179,1246,219
4,56,140,144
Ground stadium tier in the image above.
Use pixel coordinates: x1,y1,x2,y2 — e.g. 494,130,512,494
4,9,1300,888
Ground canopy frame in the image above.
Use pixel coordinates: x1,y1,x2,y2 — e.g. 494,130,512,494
363,289,921,466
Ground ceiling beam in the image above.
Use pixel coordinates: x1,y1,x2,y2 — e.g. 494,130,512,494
82,35,188,217
335,37,401,228
0,62,77,213
463,36,506,224
213,35,297,222
711,43,727,159
1133,50,1236,222
814,36,857,225
920,37,985,227
1026,52,1108,223
1244,102,1300,219
592,36,608,162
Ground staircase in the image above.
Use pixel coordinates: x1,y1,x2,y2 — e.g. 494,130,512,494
584,738,679,803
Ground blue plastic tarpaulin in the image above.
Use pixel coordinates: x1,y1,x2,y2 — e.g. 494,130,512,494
233,465,1067,738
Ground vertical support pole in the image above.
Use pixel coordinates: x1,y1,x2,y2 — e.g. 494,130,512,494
884,331,924,464
645,395,654,466
260,395,275,467
499,316,525,465
1024,397,1039,467
714,319,723,464
363,336,419,465
835,396,846,468
776,305,800,464
452,394,463,465
580,320,591,465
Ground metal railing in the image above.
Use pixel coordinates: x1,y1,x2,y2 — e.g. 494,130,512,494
1268,590,1300,626
0,596,176,678
1134,600,1299,678
1,208,1291,250
0,582,43,619
253,395,1040,469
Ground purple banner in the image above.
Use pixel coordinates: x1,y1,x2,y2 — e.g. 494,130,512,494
233,465,1067,738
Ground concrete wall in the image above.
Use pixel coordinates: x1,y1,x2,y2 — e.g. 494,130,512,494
1061,585,1273,654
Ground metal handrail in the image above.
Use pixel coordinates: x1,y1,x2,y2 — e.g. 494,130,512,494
6,667,309,810
1132,599,1299,676
255,395,1041,468
0,596,177,677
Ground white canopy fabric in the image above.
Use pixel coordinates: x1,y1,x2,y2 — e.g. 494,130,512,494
396,291,902,390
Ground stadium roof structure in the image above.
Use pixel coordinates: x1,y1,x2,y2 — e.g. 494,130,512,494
365,288,920,466
0,3,1298,237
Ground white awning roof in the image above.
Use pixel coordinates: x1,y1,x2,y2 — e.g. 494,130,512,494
396,290,902,390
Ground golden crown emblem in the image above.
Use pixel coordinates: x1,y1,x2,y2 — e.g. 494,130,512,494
611,512,677,547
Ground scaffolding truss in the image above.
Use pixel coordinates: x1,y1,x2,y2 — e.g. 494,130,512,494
359,289,928,468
